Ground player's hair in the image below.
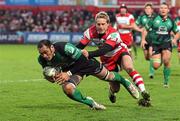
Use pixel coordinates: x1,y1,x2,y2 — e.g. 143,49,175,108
144,2,153,8
161,2,169,8
37,39,52,48
95,11,110,23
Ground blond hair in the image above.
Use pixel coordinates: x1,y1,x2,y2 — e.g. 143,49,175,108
95,11,110,23
144,2,153,8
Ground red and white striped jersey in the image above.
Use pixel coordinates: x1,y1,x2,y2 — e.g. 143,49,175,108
80,25,126,57
114,13,135,34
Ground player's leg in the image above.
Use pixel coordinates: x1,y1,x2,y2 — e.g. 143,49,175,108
95,66,139,99
120,54,150,101
143,43,154,79
178,41,180,64
162,44,172,87
121,55,145,92
148,46,155,79
108,81,120,103
62,75,106,109
178,52,180,64
108,66,120,103
132,39,138,59
151,44,162,70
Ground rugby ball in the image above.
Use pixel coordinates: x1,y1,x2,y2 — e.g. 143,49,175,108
43,66,56,77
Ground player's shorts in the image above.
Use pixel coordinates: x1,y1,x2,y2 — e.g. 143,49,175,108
100,46,130,71
65,58,103,86
177,40,180,52
120,33,133,48
152,42,172,55
72,58,103,77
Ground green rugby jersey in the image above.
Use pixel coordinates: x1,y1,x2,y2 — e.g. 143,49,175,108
145,15,179,44
136,13,156,27
136,13,156,42
38,42,84,74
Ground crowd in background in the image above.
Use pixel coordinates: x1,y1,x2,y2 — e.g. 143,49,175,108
0,9,94,33
0,8,178,33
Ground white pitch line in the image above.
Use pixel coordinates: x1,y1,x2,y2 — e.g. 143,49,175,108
0,79,45,83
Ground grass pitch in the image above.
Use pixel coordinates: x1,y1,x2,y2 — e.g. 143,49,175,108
0,44,180,121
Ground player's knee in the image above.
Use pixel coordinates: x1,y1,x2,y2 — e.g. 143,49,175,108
62,82,75,95
153,64,159,70
125,67,134,74
152,58,161,70
101,71,112,81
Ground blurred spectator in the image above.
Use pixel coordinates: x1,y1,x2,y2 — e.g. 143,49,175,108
0,7,174,33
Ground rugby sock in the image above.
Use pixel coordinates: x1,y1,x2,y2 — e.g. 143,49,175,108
149,59,154,76
129,71,145,92
70,88,93,107
112,72,131,89
163,67,171,85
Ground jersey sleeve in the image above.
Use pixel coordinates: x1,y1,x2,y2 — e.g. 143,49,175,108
172,20,180,34
136,16,141,26
56,42,89,74
145,18,153,31
64,43,90,74
38,56,47,68
129,14,135,24
79,29,91,45
64,43,82,60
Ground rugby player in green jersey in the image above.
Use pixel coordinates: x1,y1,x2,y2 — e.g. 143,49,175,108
136,3,156,79
142,2,180,88
174,9,180,64
37,40,139,110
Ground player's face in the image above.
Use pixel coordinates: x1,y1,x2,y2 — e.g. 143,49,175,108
95,18,109,34
120,8,127,15
38,45,55,61
144,6,153,16
159,4,169,16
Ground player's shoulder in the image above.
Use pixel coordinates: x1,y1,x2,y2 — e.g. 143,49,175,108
84,25,98,39
107,26,120,38
53,42,68,53
38,55,46,67
126,13,134,18
54,42,67,49
167,16,174,23
89,25,96,32
108,25,118,33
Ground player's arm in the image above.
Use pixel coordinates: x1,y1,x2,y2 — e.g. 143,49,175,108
141,28,148,49
88,33,118,58
76,29,91,49
132,23,143,32
172,32,180,46
172,20,180,46
119,15,135,29
119,23,134,29
53,42,89,84
141,18,153,48
88,43,113,58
